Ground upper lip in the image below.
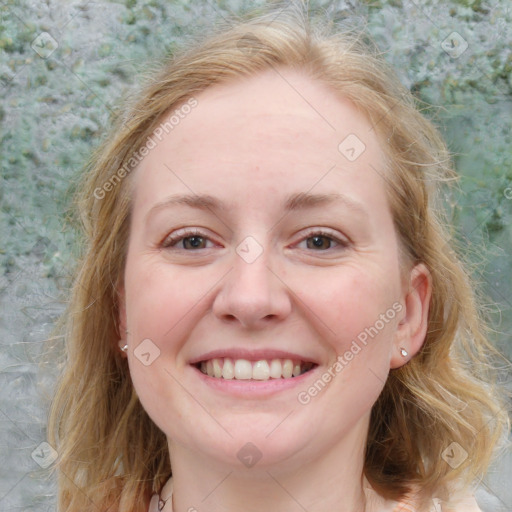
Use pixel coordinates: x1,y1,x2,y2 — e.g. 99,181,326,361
189,349,319,365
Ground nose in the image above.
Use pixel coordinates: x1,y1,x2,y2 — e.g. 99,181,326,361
212,244,292,329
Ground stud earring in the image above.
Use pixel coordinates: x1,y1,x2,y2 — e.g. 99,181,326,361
118,340,128,353
400,347,408,357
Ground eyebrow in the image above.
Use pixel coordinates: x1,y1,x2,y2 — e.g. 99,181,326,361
146,191,369,223
284,192,368,216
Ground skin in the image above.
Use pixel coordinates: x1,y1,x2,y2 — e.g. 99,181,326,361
118,67,431,512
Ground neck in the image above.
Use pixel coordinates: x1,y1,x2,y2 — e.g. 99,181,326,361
165,422,385,512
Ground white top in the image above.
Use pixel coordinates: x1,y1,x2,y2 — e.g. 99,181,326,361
148,477,483,512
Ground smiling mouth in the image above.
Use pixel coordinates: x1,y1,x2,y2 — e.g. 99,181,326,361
194,358,316,380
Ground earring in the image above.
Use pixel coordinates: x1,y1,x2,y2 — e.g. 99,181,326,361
118,340,128,353
400,347,408,357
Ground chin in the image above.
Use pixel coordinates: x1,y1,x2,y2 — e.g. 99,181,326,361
174,415,319,472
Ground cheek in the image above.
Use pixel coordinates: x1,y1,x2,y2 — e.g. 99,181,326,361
123,260,199,432
124,258,213,341
295,270,398,423
301,266,399,339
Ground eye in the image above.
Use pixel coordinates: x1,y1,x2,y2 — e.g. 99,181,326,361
161,229,216,250
296,230,348,251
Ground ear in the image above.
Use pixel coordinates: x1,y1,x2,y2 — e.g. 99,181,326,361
390,263,432,369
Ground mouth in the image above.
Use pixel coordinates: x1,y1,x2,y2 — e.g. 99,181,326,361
193,357,317,381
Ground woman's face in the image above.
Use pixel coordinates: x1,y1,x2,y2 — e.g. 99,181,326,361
120,68,427,470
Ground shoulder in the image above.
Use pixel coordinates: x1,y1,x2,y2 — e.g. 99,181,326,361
147,476,174,512
438,493,482,512
406,491,483,512
393,486,483,512
148,493,161,512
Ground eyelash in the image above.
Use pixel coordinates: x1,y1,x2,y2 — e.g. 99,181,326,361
160,228,349,252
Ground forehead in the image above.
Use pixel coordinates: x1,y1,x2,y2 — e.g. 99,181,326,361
132,67,389,210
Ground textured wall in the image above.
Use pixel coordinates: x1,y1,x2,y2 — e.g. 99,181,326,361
1,0,511,510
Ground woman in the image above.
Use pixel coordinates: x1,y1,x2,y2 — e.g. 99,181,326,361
48,4,510,512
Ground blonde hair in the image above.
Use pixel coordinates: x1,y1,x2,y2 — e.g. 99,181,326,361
48,4,510,511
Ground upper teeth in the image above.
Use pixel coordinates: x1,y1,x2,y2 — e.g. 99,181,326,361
199,358,313,380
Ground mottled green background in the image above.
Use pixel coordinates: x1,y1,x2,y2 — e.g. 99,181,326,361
1,0,511,510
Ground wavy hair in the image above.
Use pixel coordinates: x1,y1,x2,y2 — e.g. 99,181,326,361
47,3,510,511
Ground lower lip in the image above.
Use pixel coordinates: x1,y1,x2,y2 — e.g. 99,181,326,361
191,365,319,397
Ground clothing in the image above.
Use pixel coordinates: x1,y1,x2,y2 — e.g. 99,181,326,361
148,478,483,512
